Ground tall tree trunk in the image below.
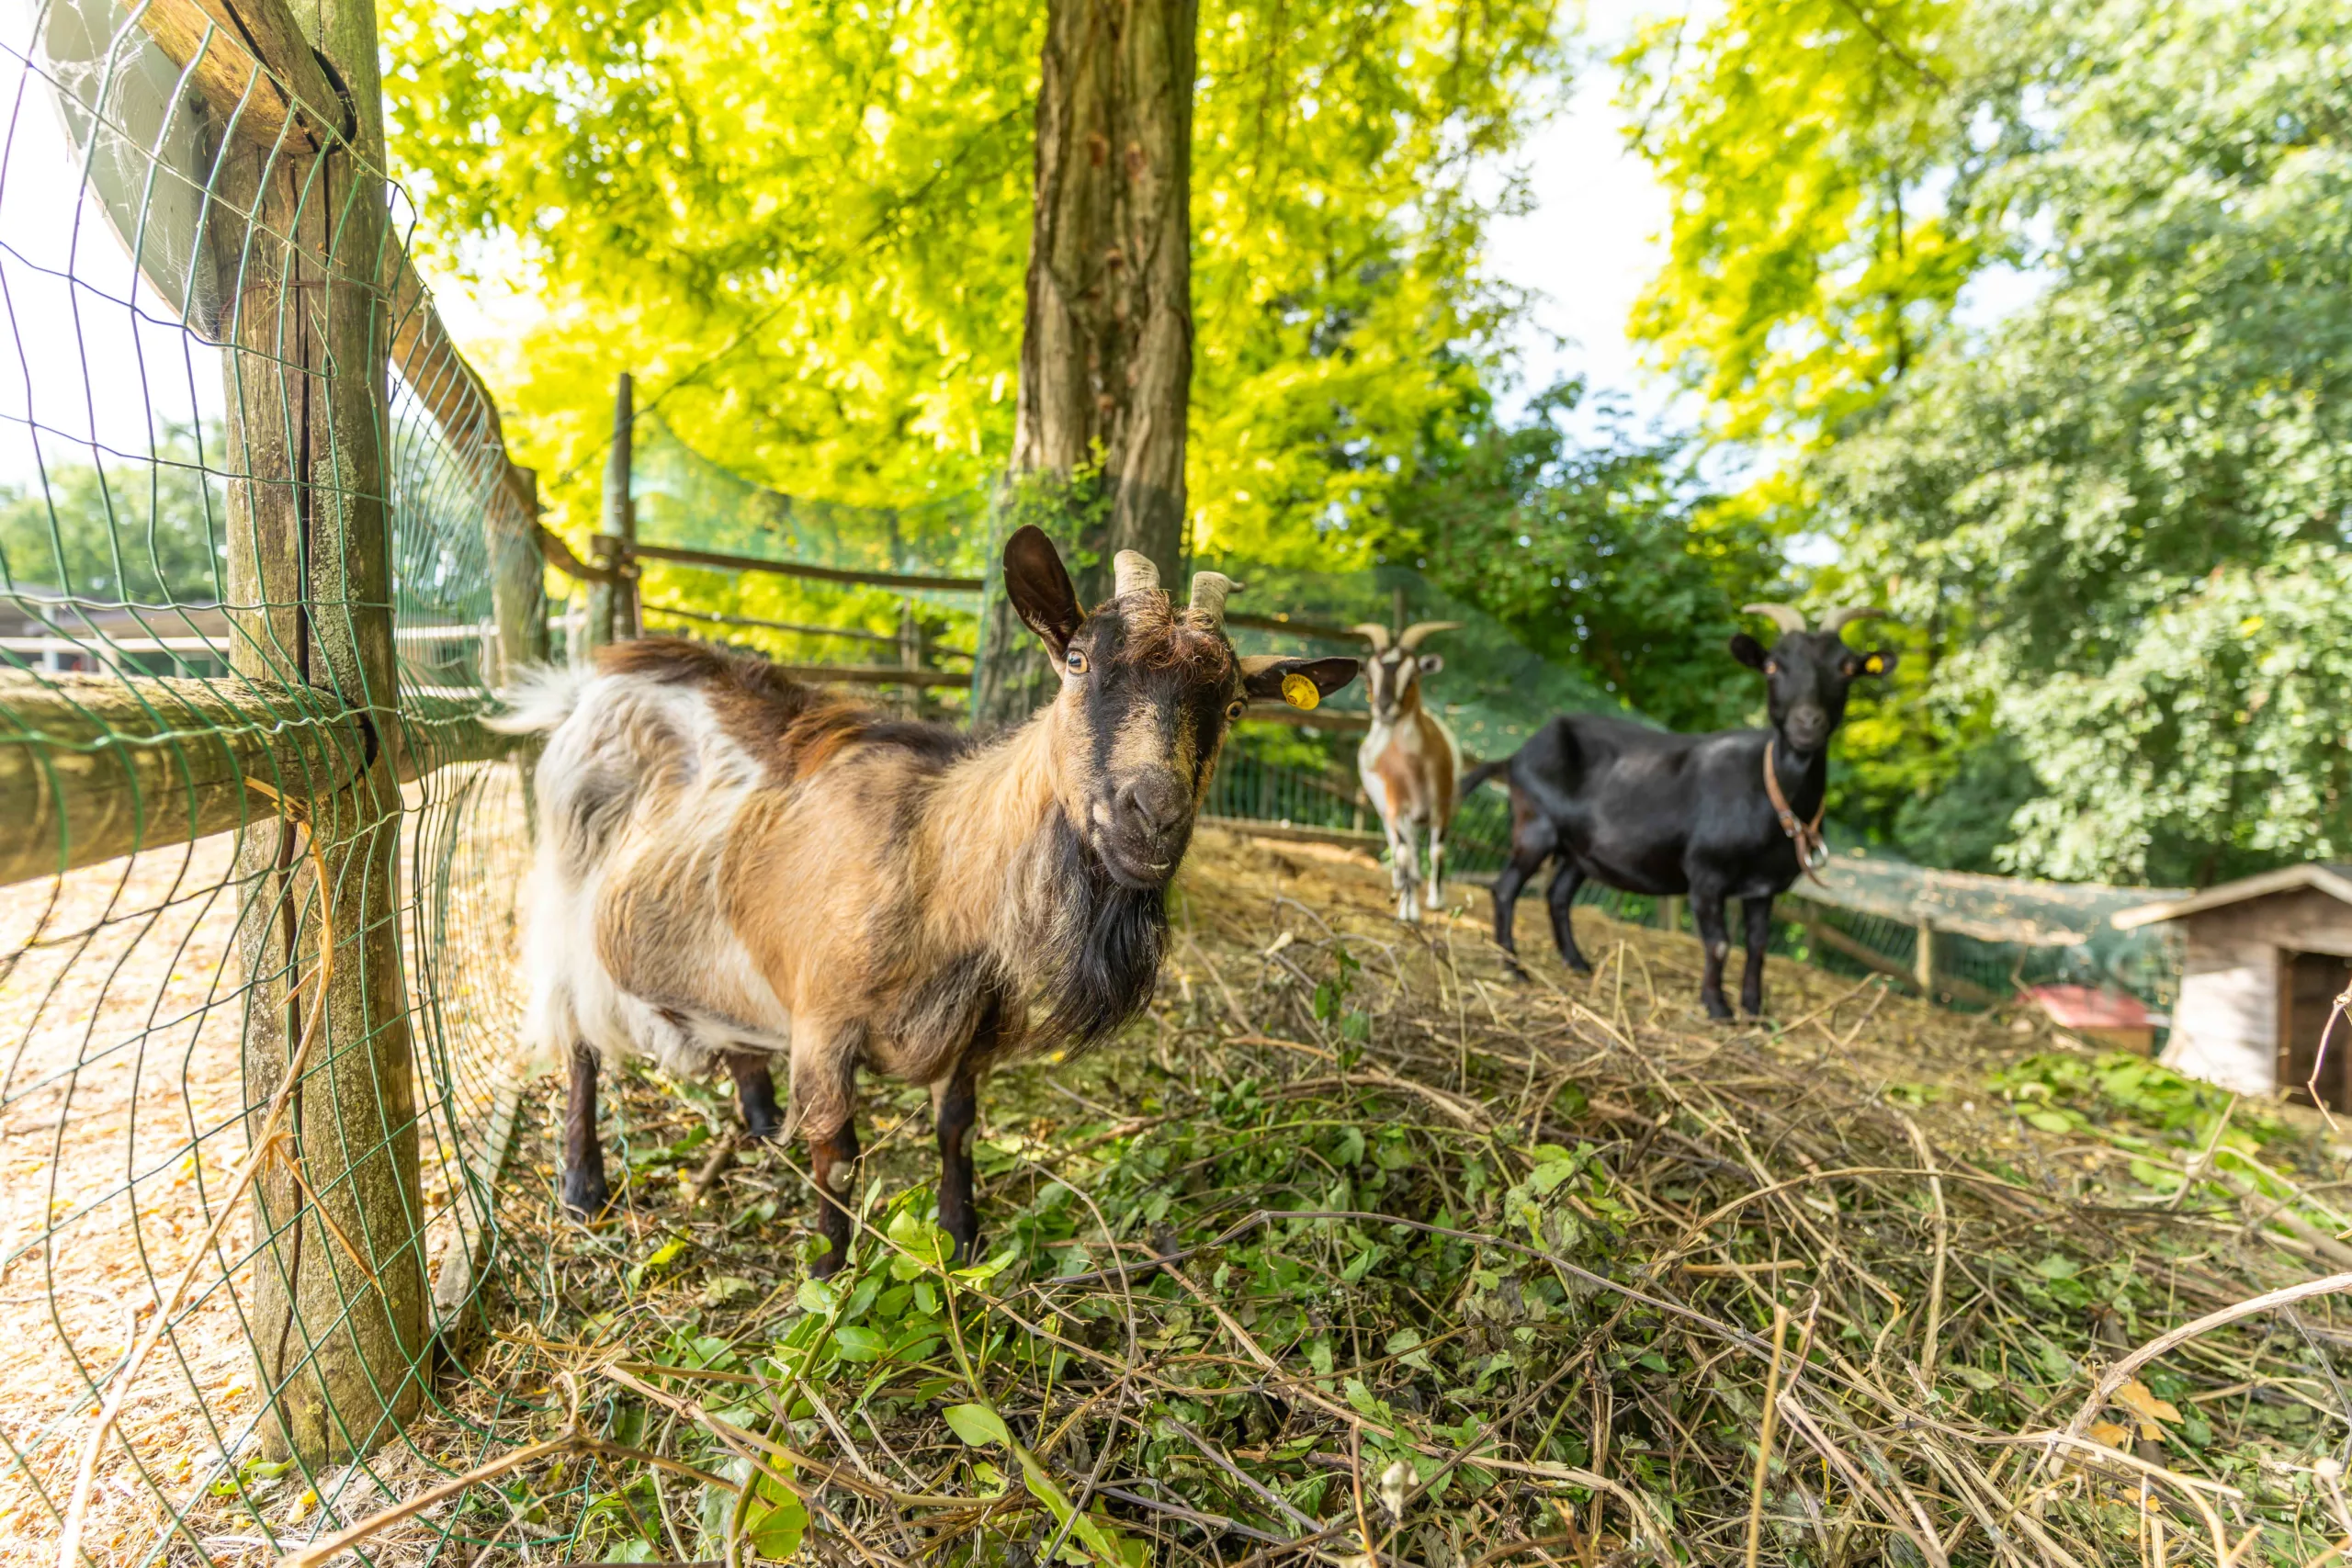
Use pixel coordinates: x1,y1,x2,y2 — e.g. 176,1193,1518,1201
977,0,1197,727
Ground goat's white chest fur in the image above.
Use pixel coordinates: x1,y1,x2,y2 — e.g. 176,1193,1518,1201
518,672,794,1080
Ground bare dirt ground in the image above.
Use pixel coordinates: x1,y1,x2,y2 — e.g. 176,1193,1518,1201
0,763,529,1566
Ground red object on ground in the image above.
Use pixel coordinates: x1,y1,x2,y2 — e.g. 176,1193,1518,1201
2027,984,2153,1030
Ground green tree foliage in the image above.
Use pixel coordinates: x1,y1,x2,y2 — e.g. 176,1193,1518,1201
1621,0,1984,443
1385,384,1786,733
1632,0,2352,882
1996,550,2352,884
1823,0,2352,883
380,0,1565,565
0,428,223,604
382,0,1038,513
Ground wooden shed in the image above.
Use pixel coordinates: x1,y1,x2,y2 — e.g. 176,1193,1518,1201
2113,865,2352,1109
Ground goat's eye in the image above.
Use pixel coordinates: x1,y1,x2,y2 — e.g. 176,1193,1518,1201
1224,697,1246,722
1066,648,1090,675
1763,660,1779,675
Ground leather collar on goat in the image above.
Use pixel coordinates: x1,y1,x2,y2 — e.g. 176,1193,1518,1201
1762,738,1829,886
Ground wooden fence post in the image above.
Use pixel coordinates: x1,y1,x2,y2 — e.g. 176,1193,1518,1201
487,464,549,686
217,0,424,1463
589,371,637,649
898,599,923,717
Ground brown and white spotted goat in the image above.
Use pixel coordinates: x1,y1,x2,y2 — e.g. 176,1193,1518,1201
1352,619,1464,922
493,526,1358,1275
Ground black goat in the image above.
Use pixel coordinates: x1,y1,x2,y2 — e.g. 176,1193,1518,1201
1459,604,1898,1019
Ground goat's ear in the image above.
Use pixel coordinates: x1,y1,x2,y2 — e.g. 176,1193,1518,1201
1844,647,1900,680
1415,652,1444,676
1003,525,1083,658
1240,655,1360,708
1729,633,1769,671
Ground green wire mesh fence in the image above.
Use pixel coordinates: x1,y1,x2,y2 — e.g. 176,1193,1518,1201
0,0,571,1558
583,414,986,717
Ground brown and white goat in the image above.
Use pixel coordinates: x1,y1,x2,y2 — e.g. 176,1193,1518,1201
1352,620,1464,922
492,526,1358,1274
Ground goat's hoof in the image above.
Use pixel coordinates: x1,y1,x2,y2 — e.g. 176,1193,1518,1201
743,1111,784,1142
1500,961,1531,985
808,1240,849,1280
949,1227,983,1266
560,1169,609,1220
1702,999,1735,1022
1561,956,1593,976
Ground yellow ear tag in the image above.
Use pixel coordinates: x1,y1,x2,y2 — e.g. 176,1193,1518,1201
1280,672,1320,710
1864,654,1885,674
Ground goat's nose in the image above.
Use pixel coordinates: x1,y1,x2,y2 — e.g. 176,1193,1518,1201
1116,772,1188,836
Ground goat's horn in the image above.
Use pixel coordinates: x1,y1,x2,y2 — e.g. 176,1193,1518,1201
1189,571,1242,626
1350,622,1393,653
1817,605,1891,636
1742,603,1810,635
1397,620,1463,653
1113,550,1160,598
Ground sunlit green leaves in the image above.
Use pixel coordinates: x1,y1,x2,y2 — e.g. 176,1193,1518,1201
1621,0,1981,442
699,1455,807,1562
1634,0,2352,879
381,0,1566,563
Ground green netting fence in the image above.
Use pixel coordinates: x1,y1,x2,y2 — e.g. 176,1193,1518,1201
1208,738,2183,1012
0,0,565,1558
578,413,989,718
615,417,2188,1023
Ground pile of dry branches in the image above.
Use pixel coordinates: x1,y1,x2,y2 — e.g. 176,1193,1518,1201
255,830,2352,1566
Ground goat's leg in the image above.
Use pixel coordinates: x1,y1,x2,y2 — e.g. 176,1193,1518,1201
1691,886,1735,1021
795,1029,864,1277
1393,821,1425,923
933,1062,982,1263
1545,863,1590,973
807,1115,862,1279
1426,820,1446,910
1364,773,1413,921
1381,819,1414,923
1490,847,1544,979
725,1050,784,1140
561,1043,609,1219
933,995,1003,1264
1740,895,1774,1017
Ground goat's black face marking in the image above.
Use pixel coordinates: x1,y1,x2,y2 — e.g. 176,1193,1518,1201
1000,527,1362,891
1062,595,1239,891
1729,630,1898,754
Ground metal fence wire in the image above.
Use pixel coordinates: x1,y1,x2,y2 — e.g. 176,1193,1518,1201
0,0,560,1559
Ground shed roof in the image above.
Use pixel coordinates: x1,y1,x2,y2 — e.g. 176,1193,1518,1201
2026,984,2154,1030
2111,863,2352,931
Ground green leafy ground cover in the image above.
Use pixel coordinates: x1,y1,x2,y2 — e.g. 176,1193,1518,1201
334,830,2352,1566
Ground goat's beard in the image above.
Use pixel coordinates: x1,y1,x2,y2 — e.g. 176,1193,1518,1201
1028,813,1170,1053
